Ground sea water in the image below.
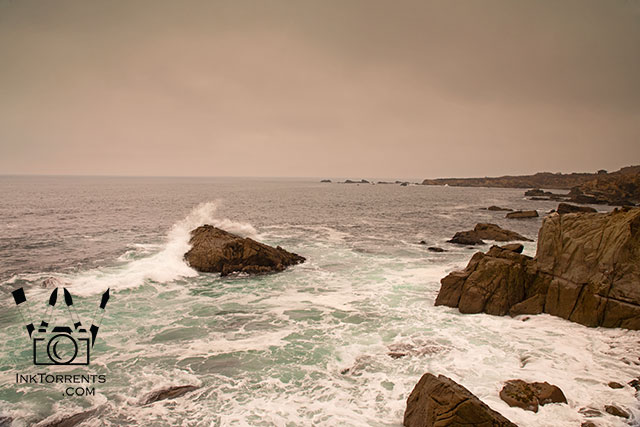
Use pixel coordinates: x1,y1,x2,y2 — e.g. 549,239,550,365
0,176,637,426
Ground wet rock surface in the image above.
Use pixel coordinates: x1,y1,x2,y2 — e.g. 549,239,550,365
499,379,566,413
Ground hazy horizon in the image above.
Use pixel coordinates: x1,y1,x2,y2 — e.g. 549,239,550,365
1,0,639,178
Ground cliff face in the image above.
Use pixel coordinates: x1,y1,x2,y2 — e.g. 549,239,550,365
435,208,640,329
569,166,640,206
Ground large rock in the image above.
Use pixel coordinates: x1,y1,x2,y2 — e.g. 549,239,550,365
499,380,566,413
404,373,517,427
569,166,640,206
184,226,305,276
436,208,640,329
448,223,532,245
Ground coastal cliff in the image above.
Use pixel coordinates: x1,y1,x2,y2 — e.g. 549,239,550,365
435,208,640,329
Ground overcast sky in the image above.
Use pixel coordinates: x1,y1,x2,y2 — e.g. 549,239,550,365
1,0,639,179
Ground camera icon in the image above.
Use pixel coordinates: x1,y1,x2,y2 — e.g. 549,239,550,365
33,326,90,366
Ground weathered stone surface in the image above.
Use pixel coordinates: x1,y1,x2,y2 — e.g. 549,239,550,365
404,373,517,427
0,416,12,427
604,405,629,418
436,208,640,329
139,385,199,405
185,226,305,276
448,223,532,245
569,166,640,207
435,246,550,316
499,380,566,413
506,210,539,219
608,381,624,389
557,203,597,214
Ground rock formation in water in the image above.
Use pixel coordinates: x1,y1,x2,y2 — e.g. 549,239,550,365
448,223,532,245
499,380,566,413
556,203,597,214
506,210,539,219
184,225,305,276
139,385,199,405
568,166,640,206
436,208,640,330
403,373,517,427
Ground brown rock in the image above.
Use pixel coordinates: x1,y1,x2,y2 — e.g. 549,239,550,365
506,210,539,219
607,381,623,389
184,225,305,276
499,380,566,413
500,243,524,253
447,231,485,245
435,208,640,330
556,203,597,214
427,247,446,252
139,385,199,405
604,405,629,418
487,206,514,211
580,423,597,427
448,223,532,245
404,373,517,427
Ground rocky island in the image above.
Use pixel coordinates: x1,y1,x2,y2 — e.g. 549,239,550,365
184,225,305,276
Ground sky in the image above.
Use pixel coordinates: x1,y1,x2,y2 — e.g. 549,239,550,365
0,0,639,179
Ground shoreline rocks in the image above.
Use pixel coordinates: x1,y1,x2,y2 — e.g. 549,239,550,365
184,225,305,276
435,208,640,329
556,203,597,214
404,374,517,427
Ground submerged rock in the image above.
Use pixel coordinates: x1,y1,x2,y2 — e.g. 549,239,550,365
608,381,624,389
139,385,199,405
184,225,305,276
486,205,513,211
499,379,566,413
506,210,539,219
34,407,98,427
427,247,446,253
403,373,516,427
604,405,629,418
436,208,640,329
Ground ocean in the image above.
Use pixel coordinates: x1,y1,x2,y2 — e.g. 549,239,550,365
0,176,637,426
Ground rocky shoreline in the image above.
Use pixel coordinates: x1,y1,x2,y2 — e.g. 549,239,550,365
405,206,640,426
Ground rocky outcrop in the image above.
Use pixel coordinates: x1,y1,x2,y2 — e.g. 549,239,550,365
486,206,513,211
556,203,597,214
524,189,569,201
506,210,539,219
34,407,99,427
448,223,532,246
568,166,640,207
139,385,199,405
604,405,630,419
499,380,566,413
436,208,640,330
404,374,517,427
184,226,305,276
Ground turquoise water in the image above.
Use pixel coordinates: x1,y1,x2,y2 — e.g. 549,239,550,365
0,178,637,426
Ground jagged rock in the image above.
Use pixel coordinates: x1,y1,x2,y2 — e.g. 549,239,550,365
569,166,640,206
404,373,516,427
139,385,199,405
34,408,98,427
436,208,640,330
427,247,446,253
499,380,566,413
184,226,305,276
604,405,629,418
506,210,539,219
608,381,624,389
628,377,640,391
0,416,12,427
448,223,531,246
556,203,597,214
501,243,524,253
